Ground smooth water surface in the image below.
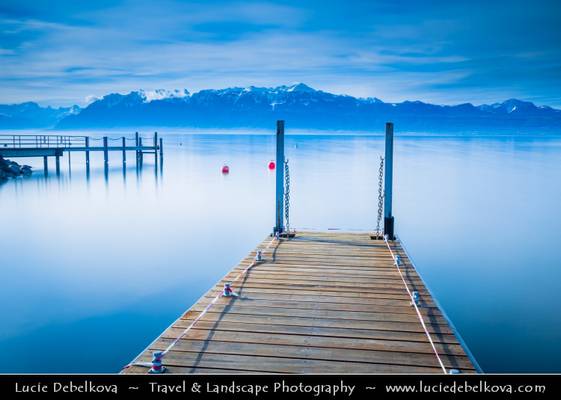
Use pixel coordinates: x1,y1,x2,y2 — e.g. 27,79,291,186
1,132,561,372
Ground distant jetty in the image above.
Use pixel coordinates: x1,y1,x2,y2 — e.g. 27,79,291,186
0,156,32,182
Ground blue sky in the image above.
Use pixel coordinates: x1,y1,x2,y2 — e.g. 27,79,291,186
1,0,560,107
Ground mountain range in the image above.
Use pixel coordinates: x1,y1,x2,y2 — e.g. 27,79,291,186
0,102,79,129
1,84,560,132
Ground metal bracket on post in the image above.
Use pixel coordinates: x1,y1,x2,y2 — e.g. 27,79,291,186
384,122,395,240
273,120,285,236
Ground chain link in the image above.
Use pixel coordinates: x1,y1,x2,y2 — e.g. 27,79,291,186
284,159,290,233
376,156,385,235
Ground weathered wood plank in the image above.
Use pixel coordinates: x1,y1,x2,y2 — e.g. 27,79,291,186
146,337,474,370
203,289,438,307
199,295,440,314
169,320,461,345
179,311,455,336
135,351,445,374
188,303,450,325
160,327,470,360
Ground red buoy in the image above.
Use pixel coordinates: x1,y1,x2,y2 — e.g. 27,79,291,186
221,165,229,174
268,161,276,170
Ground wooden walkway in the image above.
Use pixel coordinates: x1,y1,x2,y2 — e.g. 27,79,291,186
123,231,477,374
0,133,162,175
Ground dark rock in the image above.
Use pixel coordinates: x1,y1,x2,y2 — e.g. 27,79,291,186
0,156,32,182
8,163,20,175
21,165,32,176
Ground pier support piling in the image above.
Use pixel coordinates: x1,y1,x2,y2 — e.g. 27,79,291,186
274,120,285,235
85,137,90,166
135,132,140,164
103,136,109,166
85,136,90,177
122,137,126,165
139,137,144,165
43,156,48,176
103,136,109,178
55,155,60,176
384,122,395,240
154,132,158,164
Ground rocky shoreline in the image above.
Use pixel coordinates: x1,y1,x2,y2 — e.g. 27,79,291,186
0,156,32,183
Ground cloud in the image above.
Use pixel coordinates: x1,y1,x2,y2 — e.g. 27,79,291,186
0,0,560,107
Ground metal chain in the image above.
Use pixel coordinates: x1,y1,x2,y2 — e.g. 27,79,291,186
376,156,385,235
284,159,290,233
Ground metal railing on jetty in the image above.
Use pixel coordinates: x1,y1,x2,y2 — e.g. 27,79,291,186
0,132,163,176
0,134,87,149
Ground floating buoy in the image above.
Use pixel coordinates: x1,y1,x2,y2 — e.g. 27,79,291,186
221,165,229,174
268,161,276,170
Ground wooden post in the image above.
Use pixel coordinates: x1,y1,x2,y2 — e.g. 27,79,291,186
274,120,285,235
159,137,164,174
43,156,48,176
153,132,158,163
122,137,126,164
85,136,90,166
135,132,139,164
85,137,90,177
55,155,60,176
139,137,143,164
384,122,395,240
103,136,109,166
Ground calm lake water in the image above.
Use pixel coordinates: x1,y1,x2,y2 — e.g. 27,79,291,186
1,131,561,373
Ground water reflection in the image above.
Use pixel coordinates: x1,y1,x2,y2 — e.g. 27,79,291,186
1,133,561,373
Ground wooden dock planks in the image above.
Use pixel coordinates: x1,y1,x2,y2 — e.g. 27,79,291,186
123,231,476,374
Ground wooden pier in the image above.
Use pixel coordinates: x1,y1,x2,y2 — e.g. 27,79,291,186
113,120,477,373
123,231,477,374
0,132,163,175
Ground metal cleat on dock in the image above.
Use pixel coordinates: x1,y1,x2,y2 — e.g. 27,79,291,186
148,351,166,374
222,283,238,297
411,290,421,306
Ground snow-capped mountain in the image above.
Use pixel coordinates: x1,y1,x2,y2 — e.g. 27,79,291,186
2,84,560,131
139,89,190,102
